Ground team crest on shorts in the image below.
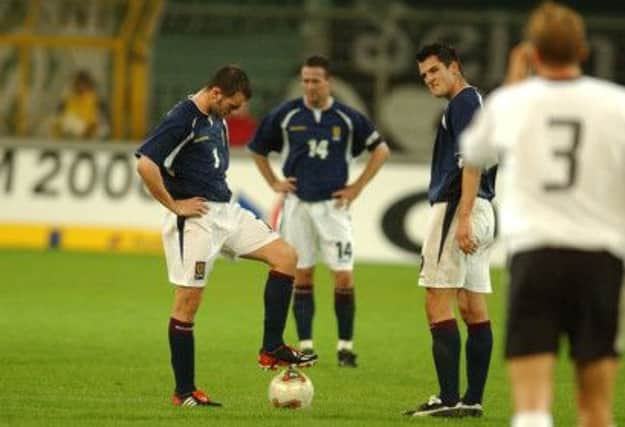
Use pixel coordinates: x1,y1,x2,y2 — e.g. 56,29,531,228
194,261,206,280
332,126,341,141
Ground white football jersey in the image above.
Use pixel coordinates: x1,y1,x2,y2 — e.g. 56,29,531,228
461,76,625,259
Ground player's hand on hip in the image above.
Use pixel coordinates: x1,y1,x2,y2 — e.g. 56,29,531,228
174,197,208,217
456,217,477,255
272,177,297,193
332,185,360,208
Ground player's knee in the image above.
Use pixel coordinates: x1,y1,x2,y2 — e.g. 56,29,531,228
459,305,489,324
172,288,202,321
285,244,297,268
296,269,314,285
458,292,489,323
425,289,454,322
172,307,197,322
425,299,446,322
458,302,473,322
334,271,352,288
271,240,297,274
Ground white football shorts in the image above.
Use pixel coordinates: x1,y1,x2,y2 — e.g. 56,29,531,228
162,200,279,287
419,198,495,293
279,193,354,271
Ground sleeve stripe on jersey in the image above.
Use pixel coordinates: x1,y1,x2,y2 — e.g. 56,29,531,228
222,118,229,145
335,109,354,163
279,107,300,164
163,118,196,176
365,130,381,146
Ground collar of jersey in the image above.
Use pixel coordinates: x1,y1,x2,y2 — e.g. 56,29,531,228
303,96,334,113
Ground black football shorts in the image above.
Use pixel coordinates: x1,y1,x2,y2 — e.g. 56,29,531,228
505,247,623,362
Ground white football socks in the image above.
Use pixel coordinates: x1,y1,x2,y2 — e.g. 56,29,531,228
337,340,353,351
511,411,553,427
299,339,313,350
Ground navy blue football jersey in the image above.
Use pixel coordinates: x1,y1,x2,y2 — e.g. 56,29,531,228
136,98,232,202
428,87,496,204
248,98,383,202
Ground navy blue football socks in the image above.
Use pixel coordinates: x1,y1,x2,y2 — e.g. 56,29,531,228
168,317,195,395
334,287,355,341
262,270,294,352
431,318,461,406
464,321,493,405
293,284,314,341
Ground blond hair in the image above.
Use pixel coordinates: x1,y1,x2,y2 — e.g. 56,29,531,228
525,1,588,66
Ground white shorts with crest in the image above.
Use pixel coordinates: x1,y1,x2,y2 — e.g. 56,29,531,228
162,200,279,287
280,193,354,271
418,198,495,293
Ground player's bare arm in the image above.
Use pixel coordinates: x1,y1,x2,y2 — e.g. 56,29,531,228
505,42,533,85
456,165,482,255
251,153,297,193
136,155,208,217
332,142,390,207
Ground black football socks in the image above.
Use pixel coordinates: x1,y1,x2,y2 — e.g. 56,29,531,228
169,317,195,395
262,270,294,352
293,284,314,341
430,318,461,406
334,287,355,341
464,321,493,405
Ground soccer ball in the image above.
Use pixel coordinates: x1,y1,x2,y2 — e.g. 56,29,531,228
268,368,314,409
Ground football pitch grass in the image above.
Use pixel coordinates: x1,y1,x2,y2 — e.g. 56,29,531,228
1,249,623,426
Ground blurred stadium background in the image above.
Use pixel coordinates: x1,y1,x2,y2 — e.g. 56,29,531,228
1,0,624,258
2,0,624,148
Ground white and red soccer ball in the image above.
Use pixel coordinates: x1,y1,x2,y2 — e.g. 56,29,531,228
268,368,314,409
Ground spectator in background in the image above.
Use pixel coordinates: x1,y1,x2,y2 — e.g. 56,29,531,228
226,101,258,146
53,70,108,139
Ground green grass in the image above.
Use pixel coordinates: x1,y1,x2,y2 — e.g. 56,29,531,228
0,249,623,426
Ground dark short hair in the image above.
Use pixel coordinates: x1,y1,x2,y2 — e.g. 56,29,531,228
416,43,464,75
302,55,331,77
206,65,252,99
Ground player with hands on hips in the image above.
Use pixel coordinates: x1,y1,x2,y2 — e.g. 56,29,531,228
248,55,390,367
136,65,317,408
